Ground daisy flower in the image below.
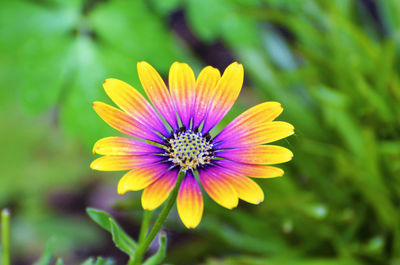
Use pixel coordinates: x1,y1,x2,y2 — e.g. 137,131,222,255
91,61,294,228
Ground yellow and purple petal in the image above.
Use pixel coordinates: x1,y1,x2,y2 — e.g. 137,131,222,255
92,101,162,143
169,62,196,128
137,61,179,129
93,137,163,156
117,163,169,194
223,172,264,204
214,101,283,143
192,66,221,128
218,145,293,165
215,160,284,178
177,171,204,228
202,62,244,133
199,168,238,209
103,78,169,136
216,121,294,149
90,155,162,171
142,169,179,210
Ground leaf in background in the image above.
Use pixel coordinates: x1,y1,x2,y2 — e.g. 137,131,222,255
186,0,229,42
0,1,80,113
109,217,136,256
143,231,168,265
101,257,116,265
0,0,189,146
81,257,95,265
80,257,115,265
86,208,136,256
149,0,182,16
33,237,56,265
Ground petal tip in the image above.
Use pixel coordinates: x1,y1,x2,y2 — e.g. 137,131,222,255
255,199,264,205
117,190,127,195
182,220,200,229
117,185,128,195
229,61,243,70
137,61,148,67
226,201,239,210
142,204,156,211
90,161,98,170
92,101,102,109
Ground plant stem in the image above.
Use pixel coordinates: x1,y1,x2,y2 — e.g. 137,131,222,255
138,210,152,244
131,171,185,265
1,209,11,265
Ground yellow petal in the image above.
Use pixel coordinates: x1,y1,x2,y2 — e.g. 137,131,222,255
92,101,161,142
202,62,244,132
137,61,178,129
216,160,284,178
90,155,141,171
177,173,204,228
192,66,221,128
219,145,293,165
199,169,238,209
225,174,264,204
117,164,168,194
217,121,295,148
214,101,283,142
93,137,161,155
169,62,196,127
103,78,167,135
141,170,178,210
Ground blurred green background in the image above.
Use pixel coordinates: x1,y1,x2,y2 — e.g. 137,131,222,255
1,0,400,264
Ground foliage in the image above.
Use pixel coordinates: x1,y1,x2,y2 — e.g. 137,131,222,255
87,208,167,265
0,0,190,145
1,0,400,264
34,237,115,265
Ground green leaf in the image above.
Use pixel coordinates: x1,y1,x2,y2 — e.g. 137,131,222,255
78,257,115,265
109,217,136,256
101,258,116,265
81,258,95,265
94,257,115,265
93,257,104,265
149,0,182,15
186,0,229,42
143,232,168,265
86,208,136,256
1,0,189,146
55,258,64,265
33,237,56,265
86,208,115,232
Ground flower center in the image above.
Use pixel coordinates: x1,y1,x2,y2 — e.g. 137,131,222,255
164,127,214,171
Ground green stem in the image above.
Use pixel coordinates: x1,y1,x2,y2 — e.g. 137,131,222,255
138,210,152,244
131,171,185,265
127,258,135,265
1,209,11,265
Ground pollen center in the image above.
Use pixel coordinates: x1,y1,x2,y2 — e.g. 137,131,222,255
164,128,214,171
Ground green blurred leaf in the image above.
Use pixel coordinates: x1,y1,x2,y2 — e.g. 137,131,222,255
186,0,230,42
33,237,56,265
109,217,136,256
0,0,189,146
86,208,136,256
143,231,168,265
81,257,95,265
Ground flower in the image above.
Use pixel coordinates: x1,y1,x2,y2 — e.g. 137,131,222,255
91,61,294,228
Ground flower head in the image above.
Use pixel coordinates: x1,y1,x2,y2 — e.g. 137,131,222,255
91,61,294,228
